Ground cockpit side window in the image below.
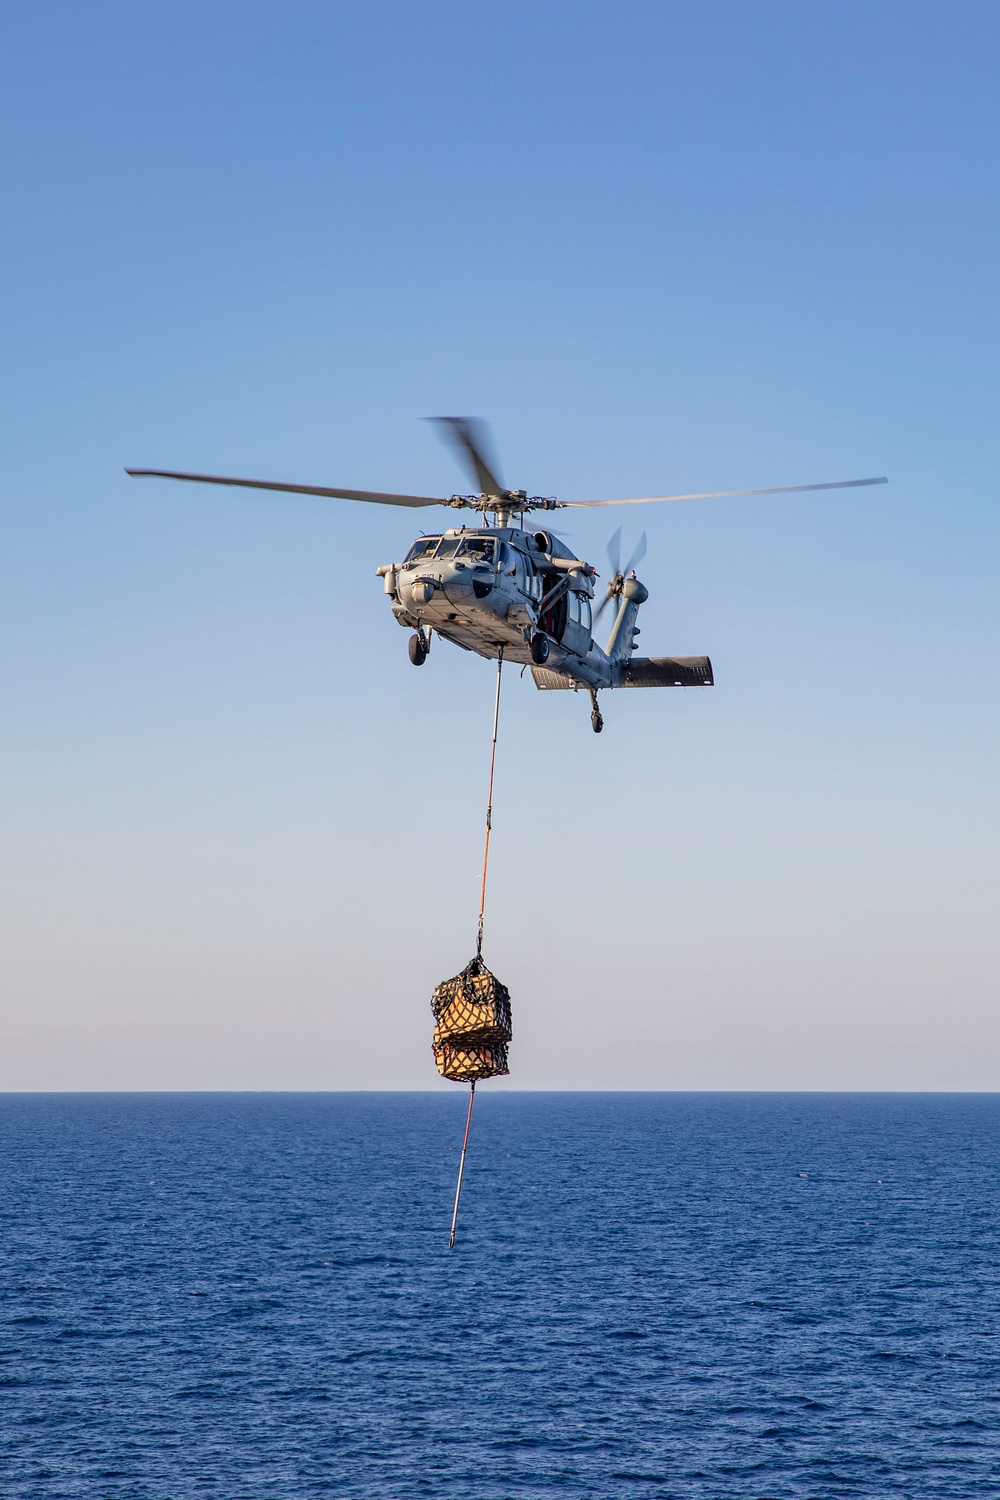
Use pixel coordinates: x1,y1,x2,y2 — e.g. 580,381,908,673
404,537,441,563
455,537,496,564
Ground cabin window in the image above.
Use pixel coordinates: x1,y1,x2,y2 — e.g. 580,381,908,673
404,537,441,563
580,597,592,632
456,537,496,564
568,592,580,625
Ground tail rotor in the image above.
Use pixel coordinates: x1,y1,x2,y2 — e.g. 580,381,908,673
595,528,646,624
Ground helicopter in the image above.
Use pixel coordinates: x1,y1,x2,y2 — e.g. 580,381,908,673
128,418,887,733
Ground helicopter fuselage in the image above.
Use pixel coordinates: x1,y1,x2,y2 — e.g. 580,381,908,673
378,524,631,689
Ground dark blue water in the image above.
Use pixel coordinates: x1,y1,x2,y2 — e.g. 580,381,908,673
1,1094,998,1498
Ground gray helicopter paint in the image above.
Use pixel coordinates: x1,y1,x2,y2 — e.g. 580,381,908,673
378,524,712,695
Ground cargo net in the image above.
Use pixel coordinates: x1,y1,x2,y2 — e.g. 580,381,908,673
431,955,512,1082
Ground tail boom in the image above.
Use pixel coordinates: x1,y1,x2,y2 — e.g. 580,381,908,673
531,654,713,690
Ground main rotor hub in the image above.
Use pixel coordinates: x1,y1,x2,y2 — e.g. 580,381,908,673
445,490,562,520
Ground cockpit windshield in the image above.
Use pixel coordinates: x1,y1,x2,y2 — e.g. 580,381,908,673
403,537,441,564
455,537,496,564
434,536,461,560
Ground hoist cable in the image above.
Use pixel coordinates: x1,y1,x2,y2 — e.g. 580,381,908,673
476,646,505,959
448,1079,476,1249
449,647,505,1248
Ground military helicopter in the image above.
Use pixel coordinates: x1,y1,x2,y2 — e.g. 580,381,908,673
128,418,887,733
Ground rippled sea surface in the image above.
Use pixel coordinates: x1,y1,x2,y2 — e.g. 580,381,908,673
1,1093,998,1498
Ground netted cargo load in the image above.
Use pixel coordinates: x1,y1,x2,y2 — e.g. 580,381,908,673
432,1039,510,1082
431,955,512,1082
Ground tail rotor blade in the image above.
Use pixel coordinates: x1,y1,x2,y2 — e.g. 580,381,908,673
624,530,647,576
606,526,622,578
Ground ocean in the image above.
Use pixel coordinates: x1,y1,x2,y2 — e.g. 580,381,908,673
0,1092,997,1497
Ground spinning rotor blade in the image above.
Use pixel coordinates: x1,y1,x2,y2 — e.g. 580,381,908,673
607,525,622,578
595,528,620,626
430,417,506,498
624,530,647,575
595,527,646,623
126,469,447,508
562,476,888,508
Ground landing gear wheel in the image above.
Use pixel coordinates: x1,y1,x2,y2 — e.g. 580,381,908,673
530,633,550,665
591,709,604,733
408,633,426,666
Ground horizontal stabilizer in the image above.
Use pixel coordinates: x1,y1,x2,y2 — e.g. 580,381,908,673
531,667,578,690
621,656,714,687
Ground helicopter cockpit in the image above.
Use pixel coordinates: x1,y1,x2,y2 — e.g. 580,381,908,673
403,535,500,566
403,536,441,563
455,537,497,563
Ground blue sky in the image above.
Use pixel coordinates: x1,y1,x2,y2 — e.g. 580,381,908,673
0,1,997,1088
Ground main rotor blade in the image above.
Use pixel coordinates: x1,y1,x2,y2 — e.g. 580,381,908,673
561,476,888,508
429,417,505,498
126,469,448,508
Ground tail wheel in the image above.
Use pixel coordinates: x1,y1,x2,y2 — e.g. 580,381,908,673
530,633,549,665
591,709,604,733
408,634,427,666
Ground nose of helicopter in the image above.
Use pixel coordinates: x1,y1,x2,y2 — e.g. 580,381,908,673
441,562,499,607
401,559,478,610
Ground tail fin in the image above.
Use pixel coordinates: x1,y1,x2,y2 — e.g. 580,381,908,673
605,576,649,663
